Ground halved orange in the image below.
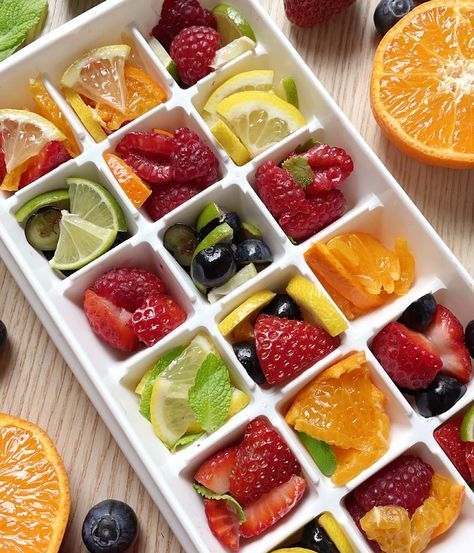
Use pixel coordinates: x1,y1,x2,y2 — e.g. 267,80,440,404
0,413,70,552
371,0,474,168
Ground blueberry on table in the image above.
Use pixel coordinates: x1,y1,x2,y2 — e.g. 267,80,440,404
415,374,467,418
234,239,273,266
82,499,138,553
374,0,415,36
398,293,437,332
233,341,266,384
262,294,302,320
192,244,237,288
465,320,474,358
0,320,7,350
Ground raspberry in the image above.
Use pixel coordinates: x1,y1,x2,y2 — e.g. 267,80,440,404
302,143,354,194
284,0,356,27
145,180,203,221
152,0,217,51
279,189,345,243
131,294,186,347
119,151,173,185
171,127,219,183
434,416,471,482
353,455,434,516
116,132,174,158
345,495,383,553
92,267,166,312
170,26,221,86
19,141,71,189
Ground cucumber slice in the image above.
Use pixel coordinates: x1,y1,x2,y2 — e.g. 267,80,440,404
164,224,199,268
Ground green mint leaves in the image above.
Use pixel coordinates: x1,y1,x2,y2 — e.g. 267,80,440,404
171,432,205,452
282,156,313,189
193,484,246,522
299,432,337,477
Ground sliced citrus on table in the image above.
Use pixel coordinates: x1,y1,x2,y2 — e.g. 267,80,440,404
104,152,151,208
0,413,70,553
371,0,474,168
360,506,411,553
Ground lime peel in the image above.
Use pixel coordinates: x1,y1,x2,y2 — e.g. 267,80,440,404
461,404,474,442
15,189,70,223
193,483,246,522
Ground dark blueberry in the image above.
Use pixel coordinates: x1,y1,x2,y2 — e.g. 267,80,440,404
234,239,272,266
0,320,7,351
82,499,138,553
233,342,266,385
398,294,437,332
262,294,302,320
192,244,236,288
465,320,474,358
415,374,467,417
163,223,199,268
297,519,339,553
199,212,241,241
374,0,415,35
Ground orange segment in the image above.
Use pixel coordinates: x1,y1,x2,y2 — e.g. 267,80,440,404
429,473,465,538
0,413,70,553
0,160,30,191
371,0,474,168
394,238,415,296
104,153,151,208
360,506,411,553
410,497,443,553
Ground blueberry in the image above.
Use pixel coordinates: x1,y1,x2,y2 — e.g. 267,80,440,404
233,341,266,384
0,320,7,350
82,500,138,553
234,239,272,266
398,294,437,332
199,212,241,242
465,320,474,358
374,0,415,36
297,519,339,553
192,244,236,288
262,294,302,320
415,374,467,418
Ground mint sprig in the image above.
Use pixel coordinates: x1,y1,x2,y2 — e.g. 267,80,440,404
193,484,246,522
171,432,204,452
282,156,313,189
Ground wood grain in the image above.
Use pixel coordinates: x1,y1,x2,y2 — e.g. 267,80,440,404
0,1,472,552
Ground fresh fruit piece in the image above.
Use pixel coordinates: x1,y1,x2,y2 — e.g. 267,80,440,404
299,433,337,477
217,91,306,157
25,207,62,251
2,163,32,195
0,413,70,552
371,321,442,390
241,475,306,538
345,495,383,553
82,500,137,553
255,314,340,384
393,237,415,296
119,151,172,184
466,446,474,481
211,37,256,69
148,36,175,71
410,496,443,553
116,131,174,158
398,293,437,332
212,4,256,44
204,498,240,551
371,0,474,168
282,156,314,189
279,76,299,108
434,416,471,481
374,0,415,36
415,374,466,418
83,290,138,351
235,239,272,266
233,341,266,385
171,127,219,183
208,263,258,304
425,305,472,383
104,153,151,208
360,506,411,553
299,143,354,194
196,202,223,232
262,293,302,321
318,512,354,553
192,244,236,289
465,320,474,358
15,189,70,223
230,320,255,344
286,274,348,337
18,141,71,189
164,223,199,267
199,212,241,242
298,519,339,553
429,473,465,537
239,222,263,242
63,88,108,142
195,445,238,494
273,549,314,553
354,455,434,516
218,290,276,337
145,180,203,221
461,404,474,442
211,119,251,166
0,320,7,350
284,0,356,26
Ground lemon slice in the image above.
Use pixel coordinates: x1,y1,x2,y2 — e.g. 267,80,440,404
203,69,274,114
216,91,306,157
211,119,251,166
61,45,131,113
218,290,276,337
63,88,107,142
211,37,256,70
318,512,354,553
0,109,65,172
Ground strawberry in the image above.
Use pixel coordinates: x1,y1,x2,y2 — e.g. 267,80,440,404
19,141,71,189
466,443,474,482
434,416,471,482
229,416,301,504
83,290,139,352
425,305,472,384
204,499,240,551
255,314,340,384
240,475,306,538
284,0,356,27
194,446,238,494
371,321,442,390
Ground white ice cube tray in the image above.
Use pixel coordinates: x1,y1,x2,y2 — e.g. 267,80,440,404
0,1,473,552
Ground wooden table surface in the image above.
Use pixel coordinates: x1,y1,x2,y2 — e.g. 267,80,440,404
0,1,472,552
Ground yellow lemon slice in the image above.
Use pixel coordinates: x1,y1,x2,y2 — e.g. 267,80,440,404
211,119,251,166
218,290,276,337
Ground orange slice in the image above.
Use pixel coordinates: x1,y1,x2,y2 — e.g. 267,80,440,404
360,506,411,553
371,0,474,168
104,153,151,208
0,413,70,552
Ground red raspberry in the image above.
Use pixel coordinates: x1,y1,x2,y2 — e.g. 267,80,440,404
255,314,340,385
229,416,301,504
345,495,383,553
19,141,71,189
116,132,174,158
145,180,203,221
170,26,221,86
434,416,471,482
284,0,356,27
171,128,219,183
131,294,186,347
92,267,166,313
152,0,216,51
119,151,173,185
353,455,434,516
302,143,354,194
279,189,345,243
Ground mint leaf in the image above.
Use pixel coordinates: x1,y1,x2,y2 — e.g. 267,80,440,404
282,156,313,189
299,432,337,477
193,484,246,522
188,353,231,433
0,0,48,61
139,346,184,420
171,432,204,452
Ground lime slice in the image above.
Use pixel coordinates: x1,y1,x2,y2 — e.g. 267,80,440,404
211,37,256,70
148,37,179,80
212,4,256,44
49,211,117,271
278,76,299,108
67,177,127,232
196,202,223,232
193,222,234,259
318,512,354,553
218,290,276,337
241,222,263,240
216,91,306,157
208,263,257,304
15,189,70,223
211,120,251,166
461,404,474,442
135,369,152,396
299,432,337,477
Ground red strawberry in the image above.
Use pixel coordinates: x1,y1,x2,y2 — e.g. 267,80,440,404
204,499,240,551
371,322,442,390
83,290,139,352
284,0,356,27
255,314,340,384
145,180,203,221
229,416,301,504
302,143,354,194
119,151,173,185
434,416,471,482
345,494,383,553
19,141,71,189
171,127,219,183
116,132,174,158
466,443,474,482
240,475,306,538
195,446,238,494
0,149,6,184
425,305,472,384
131,293,186,347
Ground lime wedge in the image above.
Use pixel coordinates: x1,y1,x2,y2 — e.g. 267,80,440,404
193,222,233,259
67,177,127,232
211,119,251,166
241,222,263,240
211,37,256,70
299,432,337,477
148,37,179,80
208,263,257,303
218,290,276,337
278,76,299,109
212,4,256,44
196,202,223,232
15,189,70,223
461,404,474,442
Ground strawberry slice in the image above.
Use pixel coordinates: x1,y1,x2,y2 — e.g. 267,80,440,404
425,305,472,384
204,499,240,551
19,141,71,189
194,446,238,495
434,416,471,482
240,474,306,538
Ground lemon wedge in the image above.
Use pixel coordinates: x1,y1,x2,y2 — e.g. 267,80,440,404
218,290,276,337
211,119,251,166
63,88,107,142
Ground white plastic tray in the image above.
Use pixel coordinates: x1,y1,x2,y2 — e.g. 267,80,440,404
0,1,472,552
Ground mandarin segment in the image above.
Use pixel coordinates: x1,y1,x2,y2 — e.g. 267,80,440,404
429,473,465,538
360,506,412,553
410,497,443,553
104,153,151,208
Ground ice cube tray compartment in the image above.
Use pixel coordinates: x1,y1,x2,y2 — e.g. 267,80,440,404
0,0,472,552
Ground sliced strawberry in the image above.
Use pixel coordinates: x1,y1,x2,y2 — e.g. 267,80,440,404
19,141,71,189
83,289,139,352
116,131,174,158
119,151,173,185
194,446,238,495
425,305,472,384
240,474,306,538
434,416,471,482
204,499,240,551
